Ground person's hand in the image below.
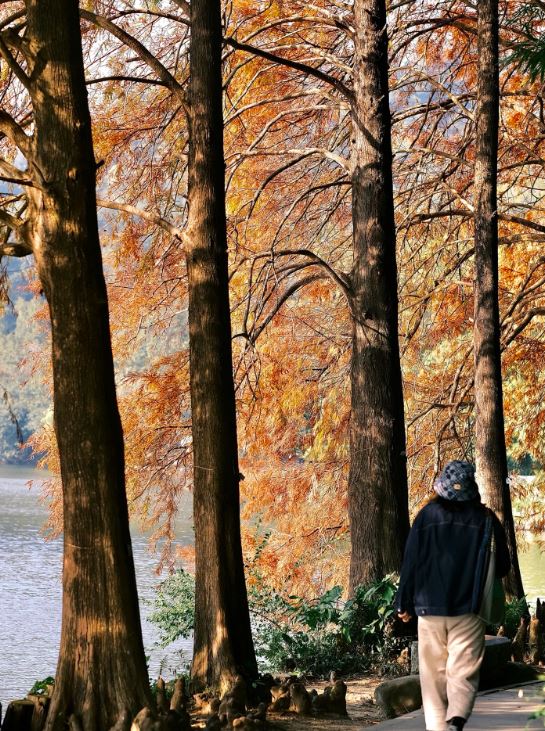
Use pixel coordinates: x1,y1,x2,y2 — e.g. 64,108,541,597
398,611,412,623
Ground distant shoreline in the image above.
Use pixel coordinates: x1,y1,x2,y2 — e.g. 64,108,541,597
0,464,53,479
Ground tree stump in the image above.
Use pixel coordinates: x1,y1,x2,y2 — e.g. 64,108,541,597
156,678,169,714
288,683,311,715
529,616,544,664
170,678,186,712
2,699,34,731
512,616,528,662
328,680,348,716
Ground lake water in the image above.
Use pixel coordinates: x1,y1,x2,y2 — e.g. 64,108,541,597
1,468,544,711
0,466,194,710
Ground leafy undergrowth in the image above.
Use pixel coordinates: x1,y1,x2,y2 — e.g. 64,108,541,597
149,572,415,678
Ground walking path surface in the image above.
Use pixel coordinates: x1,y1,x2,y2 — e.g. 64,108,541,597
372,682,545,729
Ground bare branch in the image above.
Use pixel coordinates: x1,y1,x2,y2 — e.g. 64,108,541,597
248,248,351,297
0,173,33,187
0,241,31,257
0,32,30,91
224,36,354,103
393,67,475,121
169,0,190,18
250,273,325,342
86,75,170,88
80,10,188,112
97,198,184,241
0,205,32,256
0,110,31,156
0,207,24,230
499,213,545,235
503,308,545,345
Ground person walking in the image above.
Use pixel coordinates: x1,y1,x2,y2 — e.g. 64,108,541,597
395,460,510,731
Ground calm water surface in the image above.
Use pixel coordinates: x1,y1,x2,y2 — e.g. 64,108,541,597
0,467,193,709
1,467,544,710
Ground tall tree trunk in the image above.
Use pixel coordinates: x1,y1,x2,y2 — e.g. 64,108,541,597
473,0,525,599
348,0,410,592
187,0,258,692
22,2,152,728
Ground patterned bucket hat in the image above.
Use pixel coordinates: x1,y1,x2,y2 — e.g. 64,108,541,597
433,460,480,502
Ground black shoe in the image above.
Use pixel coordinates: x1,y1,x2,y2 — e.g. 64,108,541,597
447,717,466,731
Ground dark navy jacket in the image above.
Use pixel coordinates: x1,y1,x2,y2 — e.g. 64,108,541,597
396,497,510,617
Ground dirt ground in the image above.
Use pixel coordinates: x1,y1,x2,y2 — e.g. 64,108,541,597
267,676,386,730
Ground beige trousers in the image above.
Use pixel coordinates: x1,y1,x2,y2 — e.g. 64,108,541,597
418,614,485,731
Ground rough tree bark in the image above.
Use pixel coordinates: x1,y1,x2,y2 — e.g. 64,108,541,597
20,2,152,728
348,0,410,591
473,0,525,598
187,0,258,692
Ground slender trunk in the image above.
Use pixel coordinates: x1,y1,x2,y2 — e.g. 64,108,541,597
348,0,410,592
473,0,524,599
23,2,151,728
187,0,257,692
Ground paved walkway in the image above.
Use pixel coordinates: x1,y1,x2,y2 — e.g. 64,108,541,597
373,682,545,729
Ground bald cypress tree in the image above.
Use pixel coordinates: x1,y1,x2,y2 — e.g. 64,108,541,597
473,0,525,599
187,0,258,692
0,2,153,727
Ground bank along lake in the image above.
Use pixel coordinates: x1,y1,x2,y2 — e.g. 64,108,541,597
1,466,544,709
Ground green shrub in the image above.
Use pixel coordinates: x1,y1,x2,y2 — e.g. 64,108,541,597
503,596,530,638
148,568,195,647
29,676,55,696
249,575,404,676
488,596,529,638
148,570,407,677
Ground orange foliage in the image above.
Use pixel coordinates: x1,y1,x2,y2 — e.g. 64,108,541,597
4,0,545,594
